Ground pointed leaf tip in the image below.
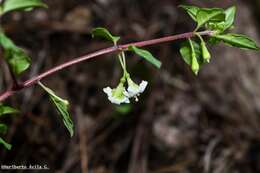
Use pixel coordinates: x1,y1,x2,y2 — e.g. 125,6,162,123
179,5,200,21
224,6,236,30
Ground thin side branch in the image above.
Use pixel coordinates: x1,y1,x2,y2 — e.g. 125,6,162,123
0,30,213,102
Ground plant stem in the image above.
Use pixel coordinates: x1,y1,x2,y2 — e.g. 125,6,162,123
0,30,213,102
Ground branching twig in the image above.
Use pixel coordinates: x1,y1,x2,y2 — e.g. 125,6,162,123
0,30,213,102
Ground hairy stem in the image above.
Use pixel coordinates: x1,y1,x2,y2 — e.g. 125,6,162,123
0,30,213,102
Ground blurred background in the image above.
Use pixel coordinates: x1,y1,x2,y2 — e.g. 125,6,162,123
1,0,260,172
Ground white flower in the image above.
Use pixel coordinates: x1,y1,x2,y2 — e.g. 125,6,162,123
103,83,130,105
126,79,148,101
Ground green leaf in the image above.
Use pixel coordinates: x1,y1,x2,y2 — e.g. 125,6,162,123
38,82,74,137
0,124,8,134
179,5,200,21
214,33,260,50
0,137,12,150
0,104,19,117
196,8,225,30
128,45,162,69
180,5,228,31
0,31,31,76
224,6,236,30
180,41,203,65
204,6,236,33
1,0,47,14
180,45,192,65
92,27,120,45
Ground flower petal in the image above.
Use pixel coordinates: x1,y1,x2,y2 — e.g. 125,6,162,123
104,86,130,105
127,80,148,98
139,80,148,93
127,86,139,97
103,87,113,97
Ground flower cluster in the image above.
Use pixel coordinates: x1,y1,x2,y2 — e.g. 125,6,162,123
103,51,149,105
103,75,148,105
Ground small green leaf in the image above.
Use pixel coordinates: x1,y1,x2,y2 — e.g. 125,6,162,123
0,137,12,150
38,82,74,137
92,27,120,45
0,124,8,134
128,45,162,69
224,6,236,30
204,6,236,33
180,45,192,65
1,0,47,14
180,5,227,31
206,22,226,33
214,33,260,50
180,41,203,65
0,104,19,117
179,5,200,21
0,31,31,76
196,8,225,30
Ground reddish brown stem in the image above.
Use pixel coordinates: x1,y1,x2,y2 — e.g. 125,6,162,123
0,30,213,102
